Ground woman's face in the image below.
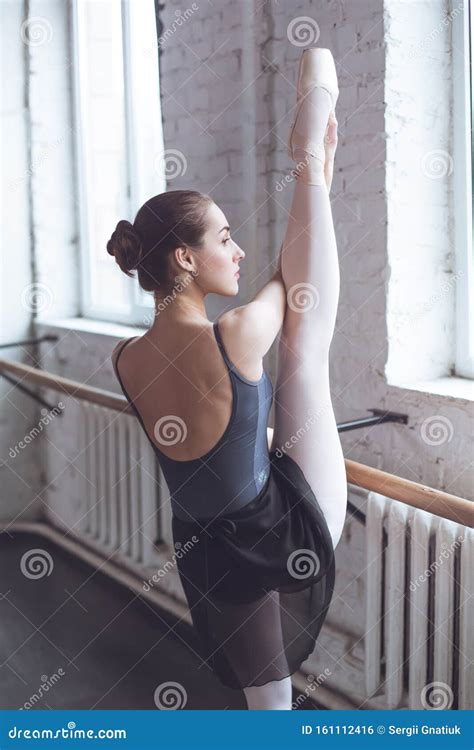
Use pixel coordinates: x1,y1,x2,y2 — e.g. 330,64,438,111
189,202,245,296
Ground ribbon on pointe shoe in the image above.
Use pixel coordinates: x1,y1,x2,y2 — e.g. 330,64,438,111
288,86,334,186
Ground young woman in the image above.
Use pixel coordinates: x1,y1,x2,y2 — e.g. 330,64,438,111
109,47,347,710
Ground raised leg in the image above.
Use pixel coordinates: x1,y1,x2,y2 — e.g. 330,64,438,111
271,68,347,550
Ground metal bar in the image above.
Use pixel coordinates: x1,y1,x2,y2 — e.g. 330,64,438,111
0,357,127,413
0,335,58,349
0,371,64,414
337,408,409,432
347,500,366,526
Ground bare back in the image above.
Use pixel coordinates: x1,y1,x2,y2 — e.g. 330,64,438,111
112,318,265,462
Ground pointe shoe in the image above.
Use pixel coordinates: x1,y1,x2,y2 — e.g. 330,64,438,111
288,48,339,185
296,48,339,106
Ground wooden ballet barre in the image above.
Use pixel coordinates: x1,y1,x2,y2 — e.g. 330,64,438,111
0,357,472,528
0,356,134,416
345,460,472,528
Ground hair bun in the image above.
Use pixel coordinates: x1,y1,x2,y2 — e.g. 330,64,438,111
106,219,143,277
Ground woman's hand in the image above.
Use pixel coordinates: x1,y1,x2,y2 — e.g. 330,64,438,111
324,111,338,192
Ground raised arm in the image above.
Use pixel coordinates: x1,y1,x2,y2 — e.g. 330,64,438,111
217,267,287,364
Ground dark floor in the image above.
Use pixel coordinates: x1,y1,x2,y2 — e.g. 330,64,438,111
0,530,321,710
0,530,246,709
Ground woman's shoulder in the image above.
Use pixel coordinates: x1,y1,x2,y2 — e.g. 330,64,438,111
214,310,265,382
111,335,141,367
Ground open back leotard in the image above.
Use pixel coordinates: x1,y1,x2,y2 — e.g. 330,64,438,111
112,318,274,523
112,319,335,692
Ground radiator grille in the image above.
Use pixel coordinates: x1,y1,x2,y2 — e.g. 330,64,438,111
72,403,170,565
365,492,472,709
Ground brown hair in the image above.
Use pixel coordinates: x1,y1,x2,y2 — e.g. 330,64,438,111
106,190,214,295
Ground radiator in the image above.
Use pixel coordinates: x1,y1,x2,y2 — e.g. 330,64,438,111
365,492,473,709
71,402,171,566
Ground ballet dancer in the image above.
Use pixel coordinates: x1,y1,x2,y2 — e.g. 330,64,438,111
109,47,346,711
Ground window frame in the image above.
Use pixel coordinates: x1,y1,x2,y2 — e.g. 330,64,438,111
71,0,161,326
452,0,473,379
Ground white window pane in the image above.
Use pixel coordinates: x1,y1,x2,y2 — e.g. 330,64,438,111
453,0,474,378
74,0,164,322
125,0,166,207
75,0,130,317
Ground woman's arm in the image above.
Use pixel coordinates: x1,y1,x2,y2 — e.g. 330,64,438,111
218,267,287,362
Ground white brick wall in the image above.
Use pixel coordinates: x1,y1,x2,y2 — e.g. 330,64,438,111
1,0,44,521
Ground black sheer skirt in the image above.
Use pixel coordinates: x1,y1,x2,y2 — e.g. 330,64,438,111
171,450,336,690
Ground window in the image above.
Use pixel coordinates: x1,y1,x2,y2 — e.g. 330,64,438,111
452,0,473,378
72,0,165,325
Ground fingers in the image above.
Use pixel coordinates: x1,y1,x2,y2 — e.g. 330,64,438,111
324,111,338,134
325,124,338,147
